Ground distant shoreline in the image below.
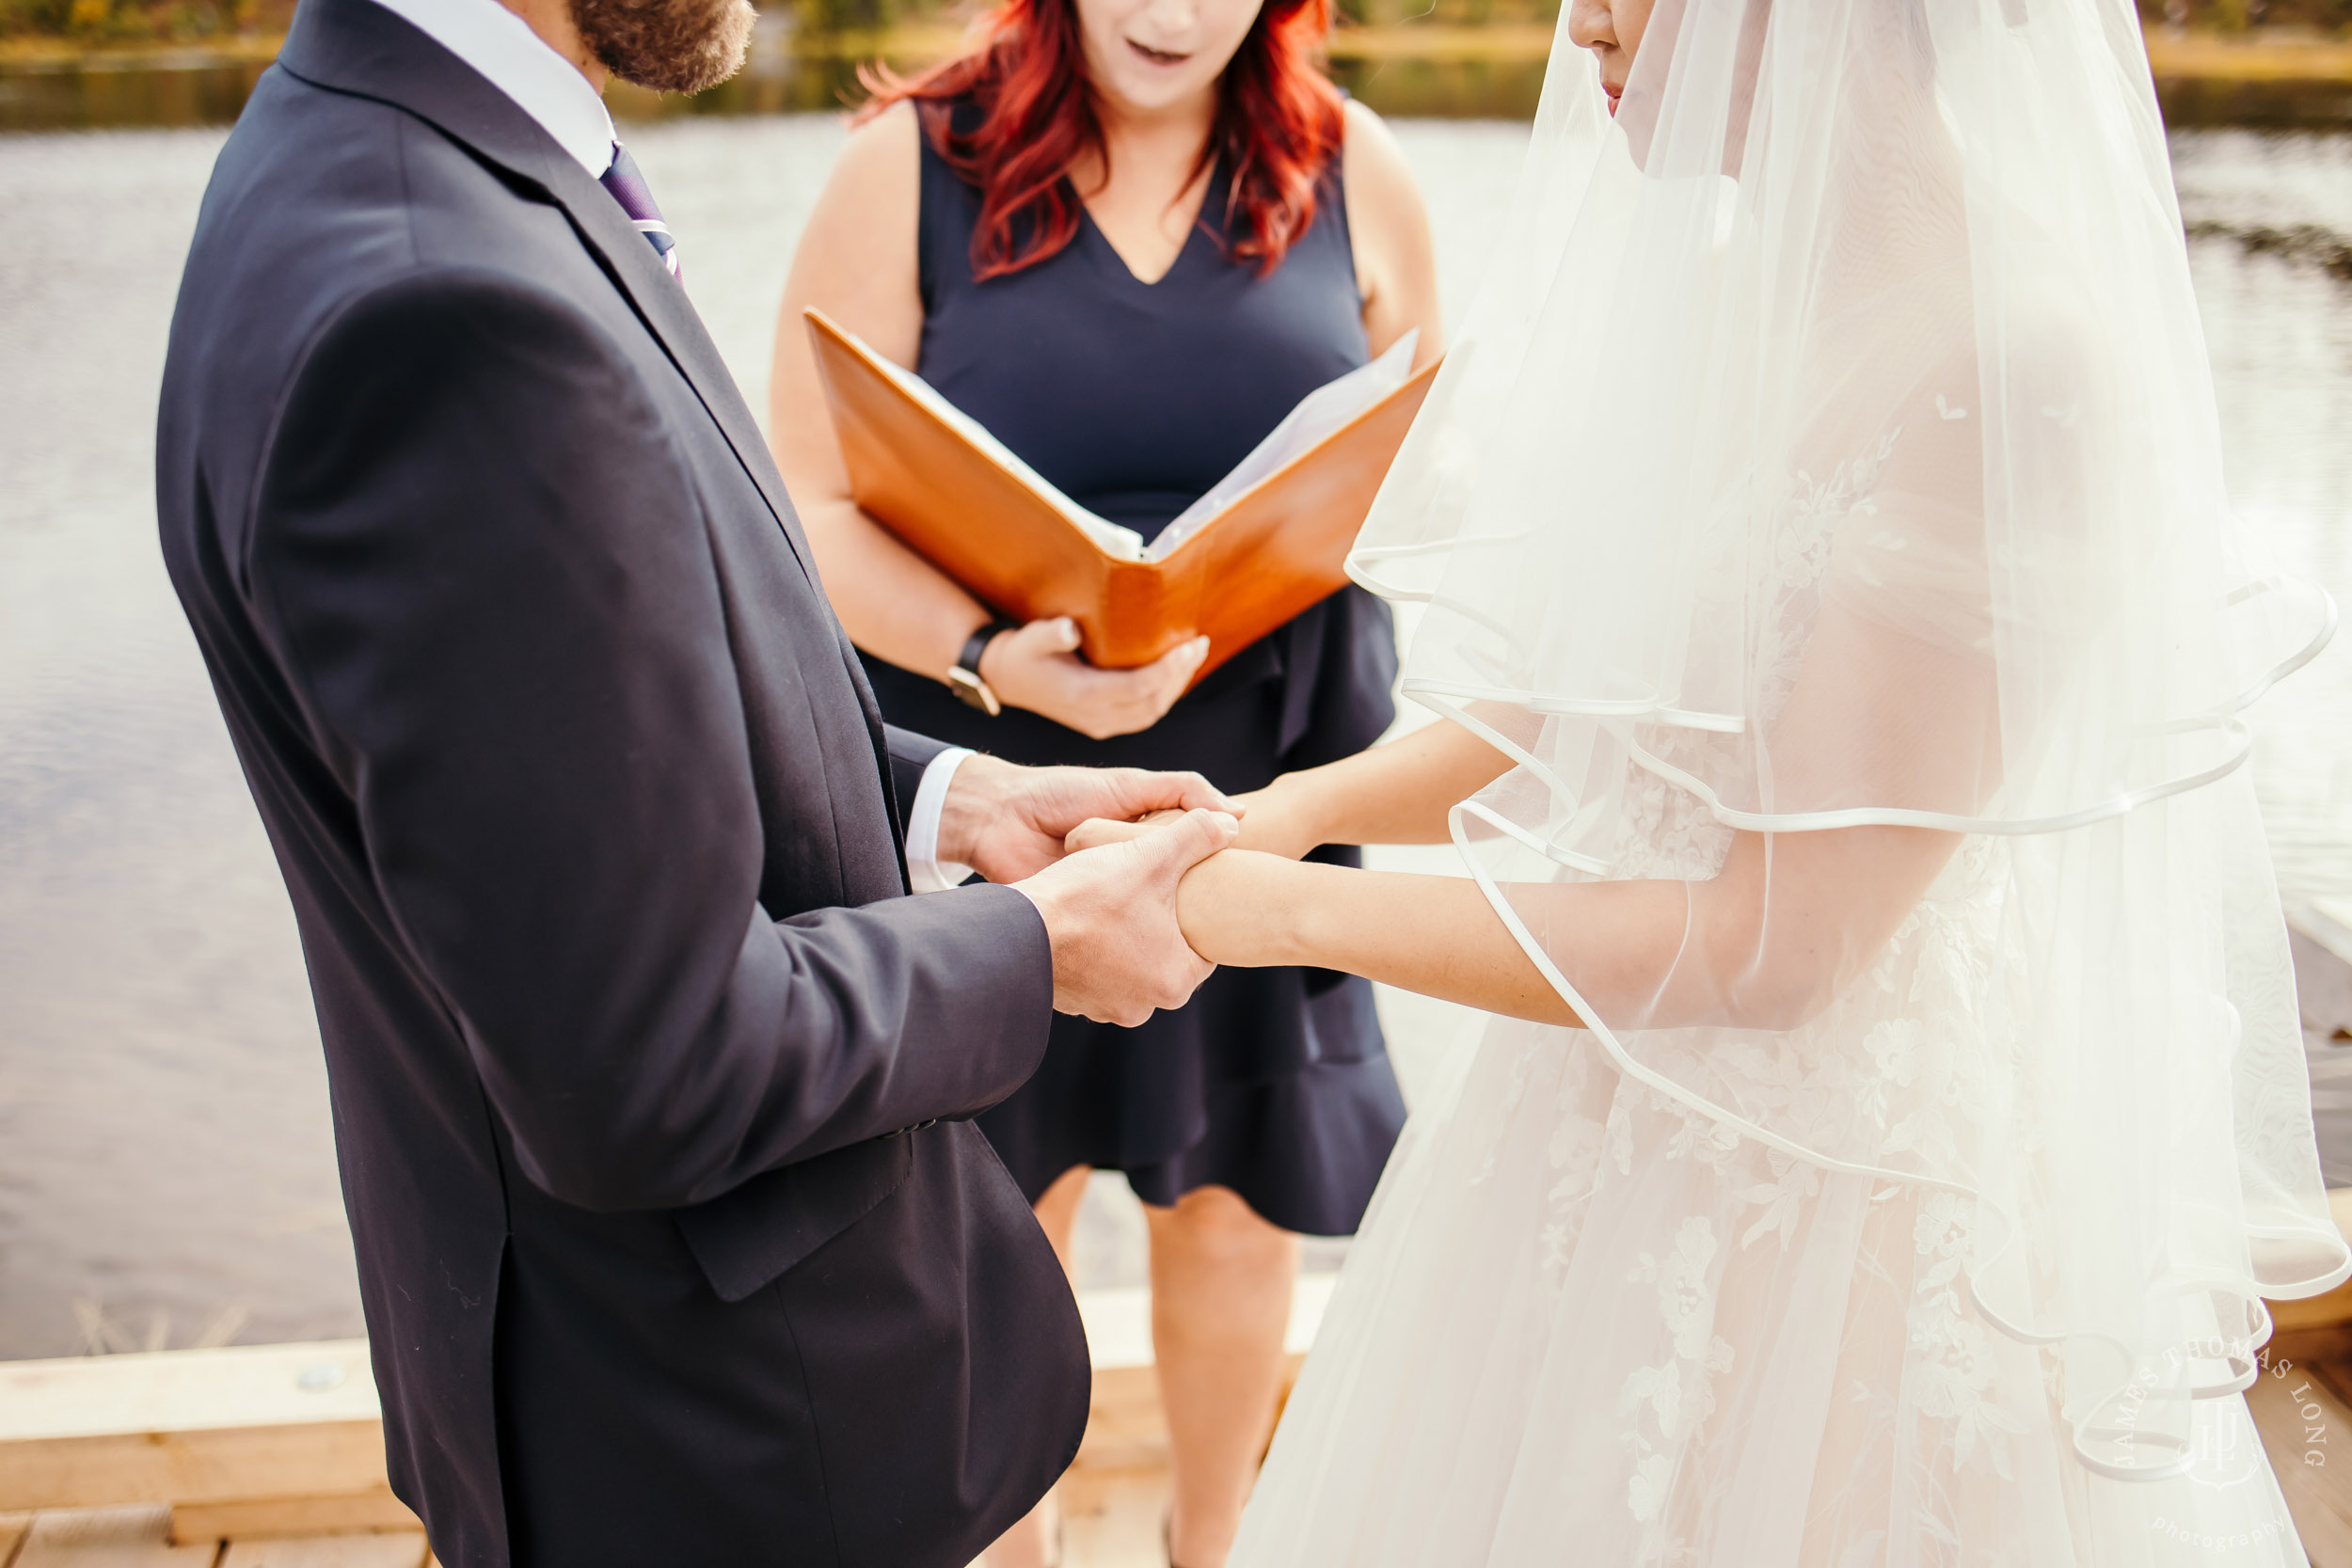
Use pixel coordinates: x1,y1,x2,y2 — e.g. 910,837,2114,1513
3,20,2347,131
3,22,2349,81
2143,26,2352,79
0,33,281,66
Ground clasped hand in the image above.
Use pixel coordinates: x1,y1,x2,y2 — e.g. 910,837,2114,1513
1058,776,1320,981
937,753,1240,1026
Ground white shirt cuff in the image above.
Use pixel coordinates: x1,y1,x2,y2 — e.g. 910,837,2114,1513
904,747,977,894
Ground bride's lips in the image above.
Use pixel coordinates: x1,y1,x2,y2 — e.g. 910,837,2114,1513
1125,37,1191,67
1603,81,1624,116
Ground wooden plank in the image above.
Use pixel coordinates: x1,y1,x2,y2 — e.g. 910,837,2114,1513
170,1493,419,1546
1073,1354,1306,1477
13,1507,215,1567
1059,1465,1170,1568
1071,1275,1328,1476
2315,1359,2352,1415
1077,1364,1169,1475
216,1536,426,1568
0,1345,386,1513
2272,1322,2352,1370
0,1344,379,1444
2270,1192,2352,1364
0,1274,1312,1539
2249,1361,2352,1567
0,1423,389,1517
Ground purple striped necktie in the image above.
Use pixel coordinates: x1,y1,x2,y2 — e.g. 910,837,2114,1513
599,142,679,279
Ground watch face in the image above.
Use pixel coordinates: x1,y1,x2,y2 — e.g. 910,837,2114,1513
946,666,1002,717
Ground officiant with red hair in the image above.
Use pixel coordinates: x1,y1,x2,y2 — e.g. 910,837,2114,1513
769,0,1438,1557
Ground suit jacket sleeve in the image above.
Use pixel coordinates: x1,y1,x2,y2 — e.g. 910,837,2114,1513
246,269,1051,1213
885,724,949,832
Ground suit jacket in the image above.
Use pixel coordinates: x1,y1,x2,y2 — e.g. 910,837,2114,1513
154,2,1089,1560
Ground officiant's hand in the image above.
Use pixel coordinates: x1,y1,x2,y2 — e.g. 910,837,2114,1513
979,618,1210,740
1013,807,1240,1025
939,751,1238,883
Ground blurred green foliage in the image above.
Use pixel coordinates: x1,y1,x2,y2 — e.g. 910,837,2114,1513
772,0,891,34
775,0,2352,36
1329,0,1561,24
771,0,1560,33
6,0,2345,50
2137,0,2350,28
0,0,290,41
775,0,2352,33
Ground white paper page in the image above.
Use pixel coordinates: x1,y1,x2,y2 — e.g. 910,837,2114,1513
851,331,1151,562
1146,329,1420,562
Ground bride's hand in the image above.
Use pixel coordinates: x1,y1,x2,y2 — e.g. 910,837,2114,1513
1227,773,1327,860
1062,815,1288,966
1064,771,1327,862
1063,812,1182,853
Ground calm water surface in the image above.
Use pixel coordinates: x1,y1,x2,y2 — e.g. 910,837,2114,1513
0,119,2344,1358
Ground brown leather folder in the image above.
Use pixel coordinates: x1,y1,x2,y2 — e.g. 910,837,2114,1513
805,308,1438,683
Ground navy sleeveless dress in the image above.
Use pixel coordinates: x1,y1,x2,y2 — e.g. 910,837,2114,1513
861,104,1408,1236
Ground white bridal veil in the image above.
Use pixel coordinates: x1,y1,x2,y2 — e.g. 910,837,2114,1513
1349,0,2348,1483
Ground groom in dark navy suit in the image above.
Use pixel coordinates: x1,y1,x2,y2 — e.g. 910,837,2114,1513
152,0,1242,1558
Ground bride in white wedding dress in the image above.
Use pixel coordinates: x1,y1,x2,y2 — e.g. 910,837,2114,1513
1076,0,2352,1558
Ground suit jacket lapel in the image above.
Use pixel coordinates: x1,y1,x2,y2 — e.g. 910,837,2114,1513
275,0,818,580
535,164,822,581
278,0,908,864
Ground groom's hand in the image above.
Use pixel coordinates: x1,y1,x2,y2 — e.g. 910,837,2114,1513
1012,808,1239,1025
938,752,1238,885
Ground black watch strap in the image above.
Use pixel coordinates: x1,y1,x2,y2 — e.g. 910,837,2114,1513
946,619,1016,716
956,623,1009,679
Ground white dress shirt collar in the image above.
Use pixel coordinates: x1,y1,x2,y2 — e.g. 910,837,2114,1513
365,0,617,178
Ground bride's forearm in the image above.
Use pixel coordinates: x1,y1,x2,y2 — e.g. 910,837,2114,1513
1183,821,1963,1037
1239,721,1513,856
1180,844,1743,1029
1177,852,1584,1026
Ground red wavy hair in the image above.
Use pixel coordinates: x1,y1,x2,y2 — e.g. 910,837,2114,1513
856,0,1345,280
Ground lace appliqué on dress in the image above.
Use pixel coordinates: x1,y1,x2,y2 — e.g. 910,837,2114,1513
1622,1217,1738,1528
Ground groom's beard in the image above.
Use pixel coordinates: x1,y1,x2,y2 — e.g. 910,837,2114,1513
570,0,756,96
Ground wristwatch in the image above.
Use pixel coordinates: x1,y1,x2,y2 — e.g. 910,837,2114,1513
946,619,1016,716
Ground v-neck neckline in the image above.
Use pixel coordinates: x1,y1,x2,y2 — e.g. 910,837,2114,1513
1075,162,1223,289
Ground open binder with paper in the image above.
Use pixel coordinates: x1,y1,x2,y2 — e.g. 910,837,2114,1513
803,307,1438,681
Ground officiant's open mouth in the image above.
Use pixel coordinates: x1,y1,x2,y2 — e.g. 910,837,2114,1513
1125,38,1193,67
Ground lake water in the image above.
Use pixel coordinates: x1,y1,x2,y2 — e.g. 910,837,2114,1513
0,117,2346,1359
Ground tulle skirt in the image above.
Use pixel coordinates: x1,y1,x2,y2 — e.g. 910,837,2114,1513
1232,1011,2311,1568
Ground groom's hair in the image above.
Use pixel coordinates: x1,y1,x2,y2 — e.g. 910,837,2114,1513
569,0,755,96
853,0,1344,282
